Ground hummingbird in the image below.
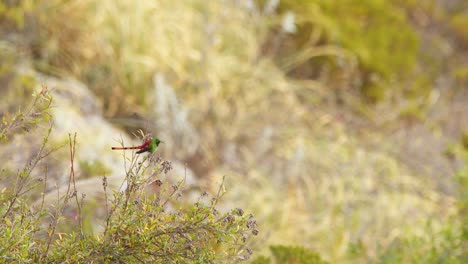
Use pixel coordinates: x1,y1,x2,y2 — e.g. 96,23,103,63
112,137,163,154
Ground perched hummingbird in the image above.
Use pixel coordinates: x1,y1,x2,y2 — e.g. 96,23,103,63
112,137,163,154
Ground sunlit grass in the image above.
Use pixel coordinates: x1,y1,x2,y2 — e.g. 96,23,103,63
36,0,272,116
224,122,458,262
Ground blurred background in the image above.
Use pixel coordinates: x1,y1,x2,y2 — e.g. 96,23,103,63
1,0,466,262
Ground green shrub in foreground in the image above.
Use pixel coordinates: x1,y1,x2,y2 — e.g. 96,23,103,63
45,172,258,263
0,90,257,263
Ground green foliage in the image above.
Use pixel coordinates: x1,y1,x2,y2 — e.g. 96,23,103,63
455,161,468,257
450,13,468,45
251,245,329,264
279,0,420,102
0,85,51,142
374,150,466,264
270,245,329,264
0,0,33,28
47,179,257,263
454,65,468,84
0,93,257,263
321,1,418,76
251,256,271,264
376,226,464,264
0,89,53,261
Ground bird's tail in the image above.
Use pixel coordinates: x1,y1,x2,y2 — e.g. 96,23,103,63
111,146,141,150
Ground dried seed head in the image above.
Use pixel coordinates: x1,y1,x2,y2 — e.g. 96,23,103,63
161,160,172,174
246,219,257,229
154,179,163,186
246,247,253,255
226,214,235,223
236,208,244,216
152,155,162,163
102,176,108,187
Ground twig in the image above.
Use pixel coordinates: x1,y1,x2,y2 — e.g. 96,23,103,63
210,175,226,210
41,132,79,260
39,165,49,212
68,133,84,237
2,120,54,219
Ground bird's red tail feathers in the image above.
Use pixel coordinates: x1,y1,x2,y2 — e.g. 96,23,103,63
111,139,152,151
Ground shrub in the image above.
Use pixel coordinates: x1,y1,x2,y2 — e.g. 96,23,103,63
0,91,257,263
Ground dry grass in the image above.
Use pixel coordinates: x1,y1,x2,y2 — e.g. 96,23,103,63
224,125,457,262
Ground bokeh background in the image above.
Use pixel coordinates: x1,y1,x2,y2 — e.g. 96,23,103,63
1,0,467,262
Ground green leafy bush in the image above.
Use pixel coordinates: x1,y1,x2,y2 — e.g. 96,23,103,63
277,0,420,102
0,91,257,263
251,245,329,264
